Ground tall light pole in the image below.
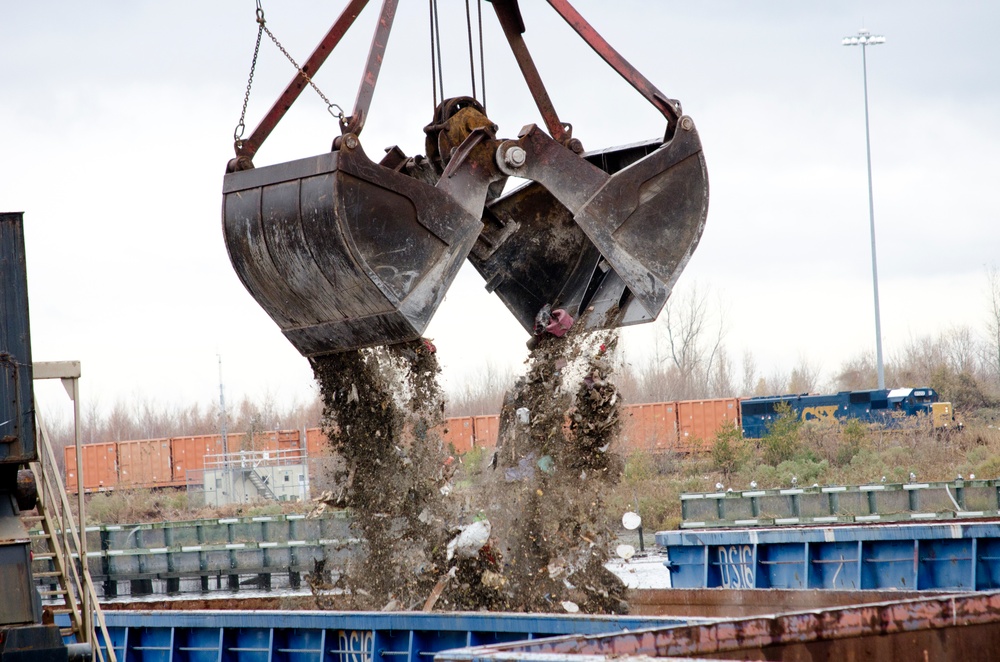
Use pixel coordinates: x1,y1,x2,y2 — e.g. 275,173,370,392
843,28,886,390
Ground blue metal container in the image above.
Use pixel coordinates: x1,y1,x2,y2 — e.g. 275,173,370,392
94,610,694,662
0,212,35,464
656,520,1000,591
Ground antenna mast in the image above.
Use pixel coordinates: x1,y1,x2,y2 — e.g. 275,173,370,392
218,354,229,456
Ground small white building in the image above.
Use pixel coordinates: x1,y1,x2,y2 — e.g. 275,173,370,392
200,449,309,507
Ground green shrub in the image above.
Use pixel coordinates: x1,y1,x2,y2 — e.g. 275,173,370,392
974,454,1000,481
761,402,802,466
774,457,829,486
624,451,657,482
836,418,869,466
711,424,748,478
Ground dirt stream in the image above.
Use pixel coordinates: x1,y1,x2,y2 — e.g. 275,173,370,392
308,320,627,614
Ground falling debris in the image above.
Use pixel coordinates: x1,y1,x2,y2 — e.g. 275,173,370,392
479,311,629,614
310,340,454,610
447,520,492,561
308,307,630,614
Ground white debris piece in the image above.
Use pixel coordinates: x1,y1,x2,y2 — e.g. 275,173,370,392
446,519,491,561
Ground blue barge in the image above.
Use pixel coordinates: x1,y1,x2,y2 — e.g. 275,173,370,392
656,520,1000,590
92,610,694,662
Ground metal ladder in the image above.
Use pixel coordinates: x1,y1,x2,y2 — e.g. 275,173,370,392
26,412,117,662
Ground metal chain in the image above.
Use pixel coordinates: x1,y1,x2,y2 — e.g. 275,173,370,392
258,10,345,125
234,1,345,149
234,4,266,147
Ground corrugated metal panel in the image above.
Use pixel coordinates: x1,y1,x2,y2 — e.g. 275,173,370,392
252,431,281,453
118,438,172,488
64,442,118,493
621,402,678,452
657,520,1000,591
274,429,301,452
170,434,225,483
220,431,248,452
248,430,303,463
473,415,500,448
94,611,690,662
677,398,740,452
305,427,329,456
443,416,475,453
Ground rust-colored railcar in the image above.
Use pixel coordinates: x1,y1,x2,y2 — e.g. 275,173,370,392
64,442,118,493
170,434,226,485
620,402,679,452
117,438,173,488
304,427,329,457
677,397,741,452
472,415,500,449
442,417,475,454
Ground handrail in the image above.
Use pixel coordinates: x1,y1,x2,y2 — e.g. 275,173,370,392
204,447,307,470
34,413,117,662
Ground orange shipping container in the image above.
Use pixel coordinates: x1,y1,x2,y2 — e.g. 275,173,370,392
621,402,678,452
227,432,248,452
305,427,329,457
275,429,302,452
118,438,173,488
170,434,226,483
257,430,303,463
442,417,475,454
472,415,500,449
677,398,741,452
64,442,118,493
252,429,302,454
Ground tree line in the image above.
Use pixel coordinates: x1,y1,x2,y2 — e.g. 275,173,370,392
41,271,1000,451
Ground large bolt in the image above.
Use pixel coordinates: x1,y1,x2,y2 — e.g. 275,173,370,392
680,116,694,131
504,145,527,169
344,134,359,150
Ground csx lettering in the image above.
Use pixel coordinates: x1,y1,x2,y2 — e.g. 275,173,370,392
800,405,838,421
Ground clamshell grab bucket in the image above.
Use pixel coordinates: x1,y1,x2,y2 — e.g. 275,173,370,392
470,122,709,334
222,140,484,357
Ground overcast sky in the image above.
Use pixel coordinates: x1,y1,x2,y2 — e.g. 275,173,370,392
2,1,998,421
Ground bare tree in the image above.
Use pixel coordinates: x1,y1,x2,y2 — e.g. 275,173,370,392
740,350,759,397
708,345,737,397
105,400,134,441
787,356,820,394
446,361,516,416
944,326,979,375
658,282,728,400
834,351,876,391
986,264,1000,380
